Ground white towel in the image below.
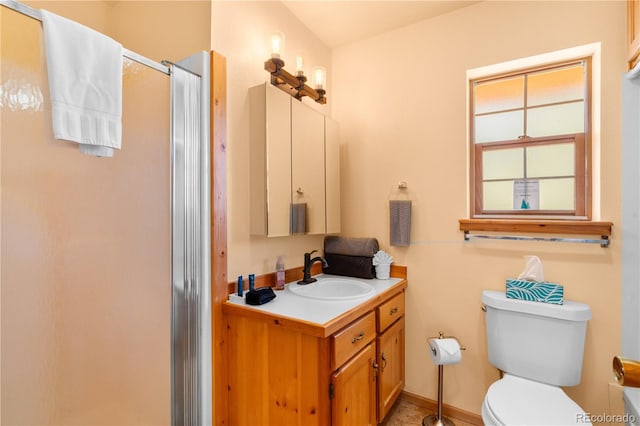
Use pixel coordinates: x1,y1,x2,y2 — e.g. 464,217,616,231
41,10,123,157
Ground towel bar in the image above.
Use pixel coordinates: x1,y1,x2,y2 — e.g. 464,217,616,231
463,231,610,248
1,0,171,75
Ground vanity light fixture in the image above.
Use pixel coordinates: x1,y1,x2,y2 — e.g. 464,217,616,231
312,66,326,89
264,31,326,104
295,54,305,77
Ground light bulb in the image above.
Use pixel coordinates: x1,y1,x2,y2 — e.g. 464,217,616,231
270,31,285,59
295,54,304,77
312,66,326,90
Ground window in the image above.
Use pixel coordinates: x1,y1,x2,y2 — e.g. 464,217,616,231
470,59,591,219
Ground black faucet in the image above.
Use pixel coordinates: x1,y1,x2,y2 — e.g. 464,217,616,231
298,250,328,284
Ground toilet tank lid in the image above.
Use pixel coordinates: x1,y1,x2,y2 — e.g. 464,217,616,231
482,290,592,321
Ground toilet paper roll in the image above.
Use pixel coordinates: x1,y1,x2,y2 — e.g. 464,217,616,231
428,338,462,365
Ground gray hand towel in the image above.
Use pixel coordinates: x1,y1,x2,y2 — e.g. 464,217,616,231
290,203,307,234
390,200,411,246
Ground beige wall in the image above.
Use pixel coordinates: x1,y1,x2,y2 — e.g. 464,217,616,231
109,0,211,65
211,1,333,279
332,0,626,418
26,1,111,33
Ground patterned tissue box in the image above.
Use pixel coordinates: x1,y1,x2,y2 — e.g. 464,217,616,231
506,279,564,305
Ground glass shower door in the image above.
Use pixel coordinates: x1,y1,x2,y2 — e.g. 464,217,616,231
1,6,171,425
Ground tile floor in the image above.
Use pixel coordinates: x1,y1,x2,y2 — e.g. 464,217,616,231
381,398,479,426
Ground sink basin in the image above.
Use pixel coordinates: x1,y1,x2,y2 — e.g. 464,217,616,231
287,277,375,300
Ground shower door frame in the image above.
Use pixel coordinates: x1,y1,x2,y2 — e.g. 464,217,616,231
169,53,212,426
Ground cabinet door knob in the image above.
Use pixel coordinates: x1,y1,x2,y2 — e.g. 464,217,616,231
351,331,365,344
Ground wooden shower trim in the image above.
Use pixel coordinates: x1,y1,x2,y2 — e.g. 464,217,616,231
210,50,228,426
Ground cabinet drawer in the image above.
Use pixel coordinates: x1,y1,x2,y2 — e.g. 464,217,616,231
377,292,405,332
331,311,376,370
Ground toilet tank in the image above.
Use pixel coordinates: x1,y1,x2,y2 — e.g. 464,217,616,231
482,290,592,386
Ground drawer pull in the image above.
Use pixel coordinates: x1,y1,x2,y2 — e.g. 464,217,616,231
389,307,398,315
352,332,365,344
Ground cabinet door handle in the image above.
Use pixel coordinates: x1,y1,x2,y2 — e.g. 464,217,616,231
372,361,379,381
381,352,387,372
351,331,365,344
389,307,398,315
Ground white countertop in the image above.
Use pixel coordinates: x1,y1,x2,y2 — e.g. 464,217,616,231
228,274,403,326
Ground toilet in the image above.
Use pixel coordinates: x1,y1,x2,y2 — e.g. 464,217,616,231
481,290,592,425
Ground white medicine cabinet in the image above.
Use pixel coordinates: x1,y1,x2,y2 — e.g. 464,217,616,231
249,83,341,237
325,116,341,235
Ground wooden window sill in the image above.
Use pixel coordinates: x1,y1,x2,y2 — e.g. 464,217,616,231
459,219,612,236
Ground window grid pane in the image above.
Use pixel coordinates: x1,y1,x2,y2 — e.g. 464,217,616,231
474,76,524,114
526,102,584,138
483,181,514,211
483,148,524,180
539,178,575,210
526,143,575,178
474,110,523,143
527,65,584,107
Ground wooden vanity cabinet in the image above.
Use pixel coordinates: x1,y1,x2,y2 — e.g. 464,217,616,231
331,312,376,370
331,342,377,425
226,314,331,426
224,283,406,426
377,317,405,421
330,297,405,425
330,311,377,425
376,293,406,422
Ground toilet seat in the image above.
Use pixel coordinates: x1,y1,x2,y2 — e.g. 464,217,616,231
482,374,591,426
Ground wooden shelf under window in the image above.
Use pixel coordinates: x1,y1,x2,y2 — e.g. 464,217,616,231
459,219,613,247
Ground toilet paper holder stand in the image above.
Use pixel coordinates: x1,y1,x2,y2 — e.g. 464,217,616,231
423,332,466,426
428,331,466,356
